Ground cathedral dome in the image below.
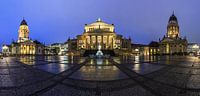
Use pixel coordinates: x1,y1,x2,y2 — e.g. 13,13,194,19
168,13,178,23
20,19,28,26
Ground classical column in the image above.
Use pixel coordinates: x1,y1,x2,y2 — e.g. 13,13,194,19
29,45,32,55
23,45,25,55
102,35,106,49
107,35,109,49
24,45,26,55
20,45,22,54
96,35,97,50
108,36,110,49
86,36,88,49
26,45,28,54
90,35,92,50
112,37,113,49
101,35,104,49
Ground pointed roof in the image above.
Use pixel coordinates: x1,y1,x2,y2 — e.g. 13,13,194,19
168,11,178,23
20,18,28,26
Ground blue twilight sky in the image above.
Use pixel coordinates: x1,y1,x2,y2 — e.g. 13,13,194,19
0,0,200,48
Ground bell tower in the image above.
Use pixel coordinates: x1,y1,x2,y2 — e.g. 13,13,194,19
18,18,29,43
167,12,180,38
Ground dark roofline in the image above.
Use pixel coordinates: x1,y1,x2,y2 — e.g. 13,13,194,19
148,41,159,47
131,44,148,47
20,18,28,26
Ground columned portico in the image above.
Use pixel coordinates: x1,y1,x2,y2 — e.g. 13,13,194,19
77,19,122,50
76,18,131,56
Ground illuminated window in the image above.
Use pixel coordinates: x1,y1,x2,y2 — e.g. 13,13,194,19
89,28,94,31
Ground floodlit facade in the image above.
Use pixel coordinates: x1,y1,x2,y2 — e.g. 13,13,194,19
2,19,44,55
2,45,11,56
159,13,188,55
187,43,200,55
18,19,30,43
77,18,131,50
131,41,160,56
45,43,69,55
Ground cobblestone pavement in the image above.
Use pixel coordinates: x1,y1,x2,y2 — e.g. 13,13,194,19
1,56,200,96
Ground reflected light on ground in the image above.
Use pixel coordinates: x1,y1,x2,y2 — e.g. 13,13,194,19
133,64,140,71
135,56,140,63
97,59,103,65
59,56,68,61
60,64,68,72
90,59,94,65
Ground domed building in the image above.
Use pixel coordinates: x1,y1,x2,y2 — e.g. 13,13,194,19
159,12,188,55
2,18,45,55
77,18,131,56
18,19,29,42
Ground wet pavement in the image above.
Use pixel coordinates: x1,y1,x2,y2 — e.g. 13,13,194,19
1,55,200,96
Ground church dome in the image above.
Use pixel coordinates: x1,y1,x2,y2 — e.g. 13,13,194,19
168,13,178,23
20,19,28,26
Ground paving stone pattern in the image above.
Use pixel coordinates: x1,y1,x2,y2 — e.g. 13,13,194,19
0,56,200,96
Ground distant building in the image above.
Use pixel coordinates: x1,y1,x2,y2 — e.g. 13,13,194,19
67,38,77,52
131,44,149,55
2,45,11,56
121,37,132,50
131,41,159,56
60,42,68,55
148,41,160,55
77,18,131,56
159,12,187,55
45,43,61,55
187,43,200,55
2,19,45,55
45,42,69,55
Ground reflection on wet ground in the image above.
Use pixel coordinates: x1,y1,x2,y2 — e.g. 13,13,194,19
34,63,74,74
86,59,112,65
125,63,163,75
70,66,128,81
1,55,200,96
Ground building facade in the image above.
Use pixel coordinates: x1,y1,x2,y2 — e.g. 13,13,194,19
159,13,188,55
2,45,11,56
131,42,159,56
2,19,44,55
18,19,30,43
77,18,131,56
77,18,130,50
187,43,200,55
45,42,69,55
148,41,160,55
131,44,148,55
